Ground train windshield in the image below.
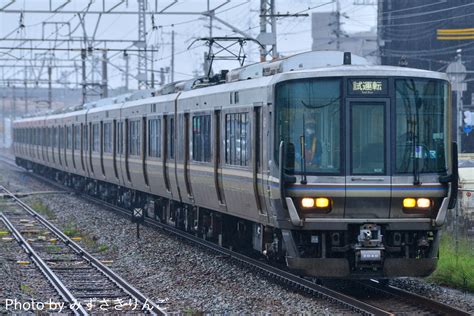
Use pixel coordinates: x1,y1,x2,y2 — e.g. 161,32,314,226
275,78,342,174
395,79,448,174
276,77,449,176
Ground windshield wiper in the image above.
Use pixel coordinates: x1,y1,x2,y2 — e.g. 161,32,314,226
413,87,422,185
300,116,307,184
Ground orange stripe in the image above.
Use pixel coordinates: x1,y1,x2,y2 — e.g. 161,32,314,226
437,36,474,40
437,28,474,34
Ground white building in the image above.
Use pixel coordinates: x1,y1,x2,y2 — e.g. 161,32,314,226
311,12,379,64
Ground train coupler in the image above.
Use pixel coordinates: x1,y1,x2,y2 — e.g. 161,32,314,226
355,223,384,268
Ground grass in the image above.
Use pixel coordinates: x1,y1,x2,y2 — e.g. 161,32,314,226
20,284,35,295
46,244,62,253
63,227,80,238
428,234,474,292
31,199,56,220
97,244,109,252
62,221,110,254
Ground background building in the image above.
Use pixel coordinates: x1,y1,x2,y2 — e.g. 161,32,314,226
312,12,379,64
379,0,474,152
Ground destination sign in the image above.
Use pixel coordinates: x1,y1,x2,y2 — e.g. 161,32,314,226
348,79,388,95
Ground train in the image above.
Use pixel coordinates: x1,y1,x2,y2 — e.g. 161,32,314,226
12,51,458,278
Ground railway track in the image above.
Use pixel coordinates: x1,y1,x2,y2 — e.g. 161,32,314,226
323,279,470,316
0,155,471,316
0,184,166,316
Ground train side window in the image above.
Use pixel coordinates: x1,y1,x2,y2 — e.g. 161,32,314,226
234,91,239,104
103,122,112,153
52,127,56,147
74,125,80,150
117,121,123,154
168,117,174,159
92,123,100,152
84,125,89,152
58,127,63,148
148,118,161,158
128,120,141,156
225,112,250,166
67,126,72,149
192,115,211,162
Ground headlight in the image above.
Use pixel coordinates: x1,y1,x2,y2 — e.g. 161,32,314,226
403,198,432,211
315,198,330,208
416,198,431,208
301,197,331,211
403,198,417,208
301,198,315,208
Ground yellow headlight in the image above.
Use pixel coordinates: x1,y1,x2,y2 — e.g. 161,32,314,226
315,198,330,208
301,198,315,208
417,198,431,208
403,198,416,208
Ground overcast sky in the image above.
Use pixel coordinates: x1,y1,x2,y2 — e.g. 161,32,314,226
0,0,377,89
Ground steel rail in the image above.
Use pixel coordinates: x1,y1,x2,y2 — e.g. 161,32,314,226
0,214,87,316
364,280,471,316
0,184,166,316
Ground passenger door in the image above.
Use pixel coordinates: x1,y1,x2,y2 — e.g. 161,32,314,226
345,99,391,218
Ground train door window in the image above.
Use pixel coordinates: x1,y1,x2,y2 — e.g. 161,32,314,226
192,115,211,162
128,120,141,156
66,126,72,149
234,91,239,103
168,117,174,159
103,122,112,153
92,123,100,152
351,102,385,175
74,125,81,150
117,121,123,155
148,118,161,158
225,112,250,166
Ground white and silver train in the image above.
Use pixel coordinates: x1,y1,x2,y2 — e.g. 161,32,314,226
12,51,458,278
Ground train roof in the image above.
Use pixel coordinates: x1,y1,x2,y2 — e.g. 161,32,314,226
273,64,449,81
14,51,450,123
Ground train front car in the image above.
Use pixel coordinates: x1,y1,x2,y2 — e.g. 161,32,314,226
273,65,457,278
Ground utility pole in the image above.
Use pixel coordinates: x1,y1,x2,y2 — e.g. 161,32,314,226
335,0,341,50
171,30,175,83
123,51,129,91
258,0,307,61
101,50,108,98
81,49,87,104
150,45,155,88
23,66,28,115
48,65,52,109
259,0,276,61
2,96,5,146
137,0,148,89
12,86,16,119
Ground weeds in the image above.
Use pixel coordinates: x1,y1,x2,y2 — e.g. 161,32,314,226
428,234,474,292
31,199,56,220
20,284,35,295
